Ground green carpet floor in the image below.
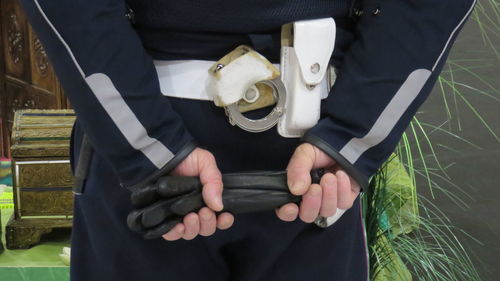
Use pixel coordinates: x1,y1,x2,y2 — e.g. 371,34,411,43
0,204,70,280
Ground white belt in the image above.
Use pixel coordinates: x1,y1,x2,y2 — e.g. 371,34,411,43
154,60,330,101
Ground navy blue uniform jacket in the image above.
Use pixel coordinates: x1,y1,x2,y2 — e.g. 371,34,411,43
19,0,475,190
18,0,475,280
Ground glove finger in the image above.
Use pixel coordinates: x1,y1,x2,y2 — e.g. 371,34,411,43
156,176,201,197
141,199,175,228
169,192,205,216
144,216,183,239
127,210,145,233
131,185,158,207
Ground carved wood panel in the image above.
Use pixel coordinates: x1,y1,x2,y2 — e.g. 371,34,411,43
29,27,58,93
4,82,59,150
19,190,73,216
6,82,57,118
0,2,6,158
13,159,74,217
1,0,70,158
4,82,27,151
17,162,73,188
1,0,27,80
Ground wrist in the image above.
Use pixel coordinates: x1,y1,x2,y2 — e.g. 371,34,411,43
126,140,197,192
301,134,369,192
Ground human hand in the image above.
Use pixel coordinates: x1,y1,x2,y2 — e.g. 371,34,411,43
161,148,234,241
276,143,360,223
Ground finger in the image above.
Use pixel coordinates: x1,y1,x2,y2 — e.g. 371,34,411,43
336,170,357,209
162,223,185,241
182,213,200,240
275,203,299,222
198,207,217,236
199,152,224,211
216,212,234,230
320,172,337,217
299,184,322,223
287,144,315,195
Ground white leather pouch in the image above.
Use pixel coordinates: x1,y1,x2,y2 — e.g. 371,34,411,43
278,18,336,138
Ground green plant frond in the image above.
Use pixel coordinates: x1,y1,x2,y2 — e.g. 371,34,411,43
420,121,483,150
455,89,500,141
448,64,464,131
369,195,482,280
458,229,485,246
424,170,475,203
409,122,435,195
437,77,453,123
365,153,482,280
446,61,500,95
471,0,500,58
365,5,498,274
412,117,451,179
399,134,418,196
473,5,500,35
411,198,480,273
446,58,497,63
434,144,469,155
413,169,472,210
453,81,500,101
475,1,500,32
439,78,499,141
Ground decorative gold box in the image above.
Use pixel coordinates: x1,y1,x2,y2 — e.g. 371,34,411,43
6,109,75,249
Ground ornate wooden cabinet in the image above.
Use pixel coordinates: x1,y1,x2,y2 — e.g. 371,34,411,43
0,0,70,158
0,0,73,249
6,109,75,249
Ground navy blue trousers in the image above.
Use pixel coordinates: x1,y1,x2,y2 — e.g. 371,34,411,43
70,97,368,281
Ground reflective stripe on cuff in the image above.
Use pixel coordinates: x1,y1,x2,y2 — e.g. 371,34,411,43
302,133,369,192
125,140,197,192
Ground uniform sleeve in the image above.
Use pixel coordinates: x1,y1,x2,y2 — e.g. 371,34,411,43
19,0,196,190
303,0,477,190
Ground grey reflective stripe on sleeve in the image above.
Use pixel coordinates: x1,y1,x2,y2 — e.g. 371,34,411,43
340,0,475,164
339,69,432,164
34,0,84,77
86,74,174,169
432,0,477,71
34,0,174,169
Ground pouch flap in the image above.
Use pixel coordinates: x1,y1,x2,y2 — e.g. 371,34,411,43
293,18,336,85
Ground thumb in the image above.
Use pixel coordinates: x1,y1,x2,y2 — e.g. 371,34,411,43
198,150,224,212
286,143,316,195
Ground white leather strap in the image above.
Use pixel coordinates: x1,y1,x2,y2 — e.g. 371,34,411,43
154,60,330,101
154,60,215,100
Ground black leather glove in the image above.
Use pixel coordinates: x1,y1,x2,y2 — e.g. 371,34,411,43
127,169,325,239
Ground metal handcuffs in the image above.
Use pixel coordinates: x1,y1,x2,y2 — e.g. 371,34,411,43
206,18,337,137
